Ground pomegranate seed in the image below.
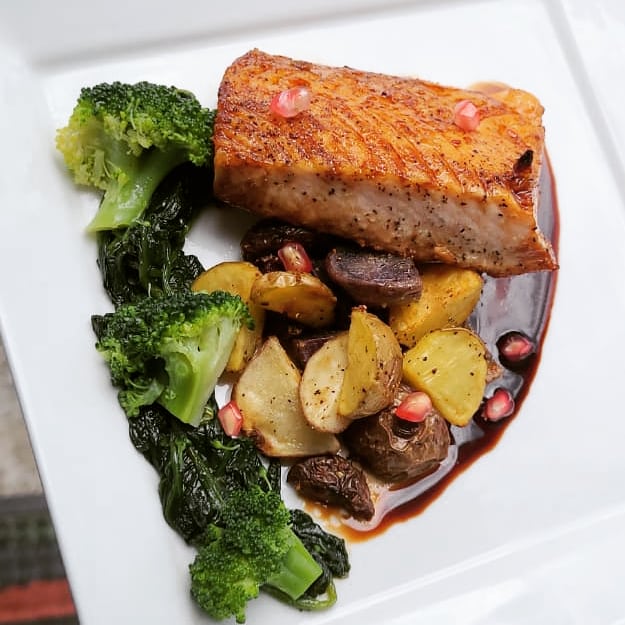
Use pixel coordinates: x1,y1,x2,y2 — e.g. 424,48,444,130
453,99,480,131
270,86,312,118
395,391,432,423
218,400,243,437
497,331,535,366
278,241,313,273
482,388,515,422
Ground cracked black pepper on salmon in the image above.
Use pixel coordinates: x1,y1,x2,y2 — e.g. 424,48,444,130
213,49,558,277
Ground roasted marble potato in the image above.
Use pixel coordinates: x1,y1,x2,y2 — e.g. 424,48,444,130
338,307,403,419
299,332,352,433
192,261,265,372
402,327,487,426
250,270,336,328
232,336,340,457
389,265,483,348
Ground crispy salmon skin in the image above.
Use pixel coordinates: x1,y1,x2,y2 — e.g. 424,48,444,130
213,49,557,277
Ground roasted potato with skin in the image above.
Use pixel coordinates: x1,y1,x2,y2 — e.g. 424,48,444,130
192,261,265,372
232,336,340,457
402,327,487,426
338,307,403,419
389,265,483,348
300,332,352,433
250,270,336,328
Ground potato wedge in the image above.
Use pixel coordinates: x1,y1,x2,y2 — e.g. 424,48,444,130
402,327,487,426
250,271,336,328
389,266,483,348
192,261,265,372
232,336,340,457
338,307,403,419
300,332,353,433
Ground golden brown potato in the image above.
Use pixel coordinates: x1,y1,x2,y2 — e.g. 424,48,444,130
402,327,487,426
192,261,265,372
338,307,403,419
232,336,340,457
389,266,483,348
300,332,353,433
250,271,336,328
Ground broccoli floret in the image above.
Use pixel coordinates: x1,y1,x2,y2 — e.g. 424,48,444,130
91,290,252,426
56,81,215,232
189,486,323,624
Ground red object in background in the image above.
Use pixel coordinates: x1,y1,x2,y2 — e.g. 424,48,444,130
0,579,76,624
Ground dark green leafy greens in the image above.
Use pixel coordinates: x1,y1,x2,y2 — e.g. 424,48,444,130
97,164,207,307
129,401,349,623
128,399,272,542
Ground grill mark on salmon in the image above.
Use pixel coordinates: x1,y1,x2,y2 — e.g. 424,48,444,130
213,49,558,277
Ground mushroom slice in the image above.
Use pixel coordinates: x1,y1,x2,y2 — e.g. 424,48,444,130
287,455,374,521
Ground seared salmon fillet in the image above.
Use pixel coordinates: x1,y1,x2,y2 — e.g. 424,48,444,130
213,49,557,277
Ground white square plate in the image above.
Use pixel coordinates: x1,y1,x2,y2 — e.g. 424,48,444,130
559,0,625,176
2,1,625,623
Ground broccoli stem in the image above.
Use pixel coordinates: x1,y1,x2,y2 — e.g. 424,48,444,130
263,579,338,612
265,530,322,600
158,321,239,427
87,147,187,232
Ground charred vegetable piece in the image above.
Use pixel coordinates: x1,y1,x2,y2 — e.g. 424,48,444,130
342,386,451,483
241,218,337,270
288,455,375,521
286,330,340,369
325,246,422,307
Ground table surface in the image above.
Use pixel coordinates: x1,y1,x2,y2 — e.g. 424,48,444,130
0,338,42,497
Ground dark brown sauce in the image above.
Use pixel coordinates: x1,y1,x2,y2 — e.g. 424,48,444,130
334,154,560,542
